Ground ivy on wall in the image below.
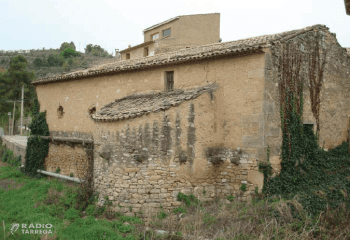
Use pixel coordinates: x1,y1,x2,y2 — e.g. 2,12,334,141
260,35,350,217
24,98,50,177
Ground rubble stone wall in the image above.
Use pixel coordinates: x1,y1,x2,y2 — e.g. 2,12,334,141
93,93,263,222
264,30,350,173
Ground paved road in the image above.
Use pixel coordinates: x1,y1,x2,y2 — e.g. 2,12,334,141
1,135,28,147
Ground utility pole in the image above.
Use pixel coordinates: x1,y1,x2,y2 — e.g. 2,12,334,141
8,112,11,135
12,101,16,135
20,85,24,135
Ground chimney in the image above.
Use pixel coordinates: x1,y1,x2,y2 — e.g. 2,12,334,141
115,49,120,61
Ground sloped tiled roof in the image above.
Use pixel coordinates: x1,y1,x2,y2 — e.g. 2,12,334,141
143,16,180,32
32,24,329,86
345,0,350,15
92,84,218,121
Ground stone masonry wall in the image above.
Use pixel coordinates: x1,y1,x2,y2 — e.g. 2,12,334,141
93,93,262,222
264,29,350,174
43,131,93,179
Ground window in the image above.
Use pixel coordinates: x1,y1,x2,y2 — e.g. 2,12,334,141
165,71,174,91
162,28,171,37
144,47,149,57
151,33,159,40
57,105,64,119
126,53,130,60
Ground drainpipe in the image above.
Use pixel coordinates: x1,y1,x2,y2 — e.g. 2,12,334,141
20,165,84,183
36,169,84,183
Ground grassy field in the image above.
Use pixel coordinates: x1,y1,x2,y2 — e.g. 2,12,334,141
1,146,350,239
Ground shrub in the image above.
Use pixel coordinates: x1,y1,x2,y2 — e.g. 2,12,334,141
227,195,235,202
60,47,78,59
64,208,80,221
85,204,96,216
240,183,247,192
157,211,167,219
55,167,60,173
173,207,186,214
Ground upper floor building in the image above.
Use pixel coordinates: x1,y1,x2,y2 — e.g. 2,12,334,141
116,13,220,61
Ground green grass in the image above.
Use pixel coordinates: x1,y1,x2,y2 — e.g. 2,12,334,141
0,166,143,239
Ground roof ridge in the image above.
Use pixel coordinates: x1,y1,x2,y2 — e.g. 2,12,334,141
32,24,330,86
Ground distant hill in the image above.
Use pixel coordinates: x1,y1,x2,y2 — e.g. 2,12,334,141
0,46,117,79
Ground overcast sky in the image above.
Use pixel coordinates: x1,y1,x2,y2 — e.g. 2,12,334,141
0,0,349,56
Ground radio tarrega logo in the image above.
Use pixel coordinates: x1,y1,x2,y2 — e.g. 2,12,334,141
10,223,19,234
6,222,53,235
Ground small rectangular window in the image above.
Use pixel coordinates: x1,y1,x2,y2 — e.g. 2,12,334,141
165,71,174,91
126,53,130,60
162,28,171,37
151,33,159,40
143,47,149,57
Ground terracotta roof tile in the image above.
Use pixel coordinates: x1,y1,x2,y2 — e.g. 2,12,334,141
32,24,329,86
92,84,218,122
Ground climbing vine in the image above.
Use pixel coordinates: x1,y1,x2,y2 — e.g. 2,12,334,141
260,33,350,217
24,98,50,177
306,31,328,138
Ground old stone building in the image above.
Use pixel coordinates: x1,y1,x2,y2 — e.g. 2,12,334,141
32,15,350,220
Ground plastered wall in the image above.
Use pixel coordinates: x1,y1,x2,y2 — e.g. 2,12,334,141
93,93,262,220
36,53,267,220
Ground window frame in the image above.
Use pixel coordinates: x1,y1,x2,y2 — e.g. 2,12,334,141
162,28,171,38
143,47,149,57
151,33,159,41
165,71,174,91
126,53,130,60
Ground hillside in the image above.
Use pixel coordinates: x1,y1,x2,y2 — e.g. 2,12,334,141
0,45,117,79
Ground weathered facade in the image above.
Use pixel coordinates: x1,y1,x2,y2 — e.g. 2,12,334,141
118,13,220,61
32,21,350,221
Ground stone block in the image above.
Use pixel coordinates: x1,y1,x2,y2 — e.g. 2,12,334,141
247,170,264,193
148,203,160,208
149,176,162,181
150,189,160,194
124,168,140,173
171,201,182,206
138,189,146,194
129,199,139,204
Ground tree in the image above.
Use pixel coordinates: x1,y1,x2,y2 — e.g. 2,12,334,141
60,41,76,51
0,55,36,120
84,44,111,57
60,47,78,59
47,53,64,67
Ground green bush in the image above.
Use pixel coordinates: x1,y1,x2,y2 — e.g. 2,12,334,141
86,204,96,216
55,167,60,173
240,184,247,192
60,47,78,59
227,195,235,202
64,208,80,221
173,207,186,214
157,211,167,219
